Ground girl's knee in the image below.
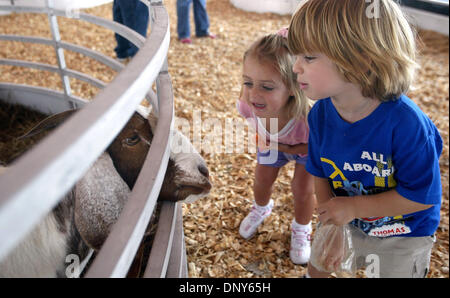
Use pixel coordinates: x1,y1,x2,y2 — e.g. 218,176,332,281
293,192,315,205
255,175,277,189
255,165,279,185
291,177,314,196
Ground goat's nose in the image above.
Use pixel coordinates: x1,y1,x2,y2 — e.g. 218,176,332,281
198,164,209,178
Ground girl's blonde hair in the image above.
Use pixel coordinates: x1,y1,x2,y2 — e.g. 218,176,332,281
288,0,418,101
244,33,312,119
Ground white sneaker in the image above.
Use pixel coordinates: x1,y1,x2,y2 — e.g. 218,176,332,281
290,220,312,265
239,199,274,239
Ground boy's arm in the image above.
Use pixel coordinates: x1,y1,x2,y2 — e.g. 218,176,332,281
314,176,334,205
318,189,434,226
353,190,433,218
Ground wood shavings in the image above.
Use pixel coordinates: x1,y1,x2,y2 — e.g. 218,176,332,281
0,0,448,278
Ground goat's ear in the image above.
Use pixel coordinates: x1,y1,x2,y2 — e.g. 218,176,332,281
135,104,157,130
0,166,7,176
18,109,77,140
74,153,130,251
147,110,158,132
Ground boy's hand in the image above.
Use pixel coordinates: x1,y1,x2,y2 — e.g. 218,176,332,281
317,197,357,226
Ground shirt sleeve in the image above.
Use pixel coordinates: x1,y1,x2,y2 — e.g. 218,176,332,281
305,106,326,178
392,118,443,205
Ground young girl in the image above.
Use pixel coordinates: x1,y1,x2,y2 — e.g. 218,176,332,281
288,0,443,277
237,30,315,265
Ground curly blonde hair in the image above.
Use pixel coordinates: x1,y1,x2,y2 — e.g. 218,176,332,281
244,33,312,119
288,0,419,101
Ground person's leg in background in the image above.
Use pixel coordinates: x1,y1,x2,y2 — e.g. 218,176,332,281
113,0,128,59
192,0,210,37
113,0,149,59
177,0,192,43
133,2,149,39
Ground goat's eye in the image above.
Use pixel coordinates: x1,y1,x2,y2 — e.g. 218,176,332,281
124,134,141,146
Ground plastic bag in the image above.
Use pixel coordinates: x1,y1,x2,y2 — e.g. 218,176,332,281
310,223,356,277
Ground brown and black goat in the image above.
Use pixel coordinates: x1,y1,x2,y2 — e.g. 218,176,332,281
0,106,211,277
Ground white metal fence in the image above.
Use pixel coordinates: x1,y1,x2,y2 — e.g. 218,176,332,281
0,0,186,277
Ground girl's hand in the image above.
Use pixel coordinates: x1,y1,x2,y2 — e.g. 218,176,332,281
256,135,283,151
317,197,357,226
256,134,271,151
276,143,308,155
257,136,308,155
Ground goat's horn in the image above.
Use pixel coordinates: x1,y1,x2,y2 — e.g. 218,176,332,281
17,109,78,140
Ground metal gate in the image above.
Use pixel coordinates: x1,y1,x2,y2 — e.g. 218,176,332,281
0,0,186,277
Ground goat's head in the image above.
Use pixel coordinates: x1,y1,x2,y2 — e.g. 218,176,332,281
106,106,211,203
160,132,212,203
21,107,212,203
0,107,212,274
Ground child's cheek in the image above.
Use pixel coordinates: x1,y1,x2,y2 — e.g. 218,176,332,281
240,88,249,101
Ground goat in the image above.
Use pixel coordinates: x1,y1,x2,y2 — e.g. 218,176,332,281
0,106,211,277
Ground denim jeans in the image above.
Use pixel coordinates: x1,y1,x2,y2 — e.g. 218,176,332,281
177,0,210,39
113,0,149,59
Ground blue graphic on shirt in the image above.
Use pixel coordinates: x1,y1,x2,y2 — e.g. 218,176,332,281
336,180,413,235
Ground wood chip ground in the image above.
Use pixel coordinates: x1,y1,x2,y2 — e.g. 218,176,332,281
0,0,448,278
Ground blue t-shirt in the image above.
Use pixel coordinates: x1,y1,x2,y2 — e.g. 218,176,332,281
306,95,442,237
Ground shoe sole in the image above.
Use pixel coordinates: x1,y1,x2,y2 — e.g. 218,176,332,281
239,216,269,240
239,199,274,240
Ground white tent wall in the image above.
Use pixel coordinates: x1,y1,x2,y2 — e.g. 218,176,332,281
230,0,303,15
230,0,449,36
403,5,449,36
0,0,113,16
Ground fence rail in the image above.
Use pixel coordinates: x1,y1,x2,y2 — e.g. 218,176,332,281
0,0,187,277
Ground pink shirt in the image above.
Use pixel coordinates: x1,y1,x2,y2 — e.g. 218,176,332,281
237,100,309,157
